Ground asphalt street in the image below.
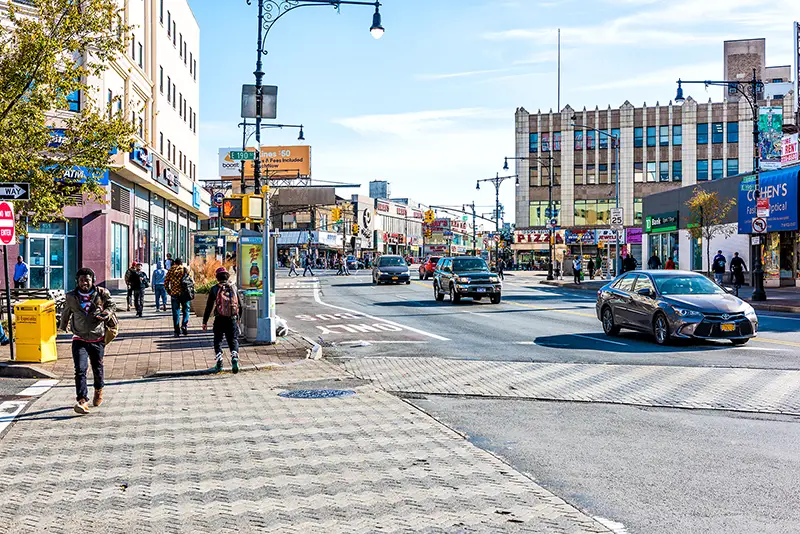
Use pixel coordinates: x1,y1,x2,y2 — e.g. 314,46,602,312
279,269,800,369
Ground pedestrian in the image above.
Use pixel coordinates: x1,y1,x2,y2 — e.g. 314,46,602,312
288,256,299,277
127,262,145,317
588,258,595,279
712,250,727,285
730,251,747,296
164,253,173,270
202,267,243,374
647,253,662,270
303,255,314,277
572,257,582,284
13,256,28,289
165,258,193,337
665,256,676,270
124,261,137,311
152,261,168,311
624,254,638,273
497,258,505,280
58,267,116,415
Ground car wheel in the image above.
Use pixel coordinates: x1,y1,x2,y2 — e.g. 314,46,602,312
601,306,621,336
406,280,411,285
653,313,671,345
450,285,461,304
731,339,750,346
434,282,444,301
490,294,501,304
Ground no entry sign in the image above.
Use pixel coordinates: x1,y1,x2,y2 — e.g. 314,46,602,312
0,201,15,245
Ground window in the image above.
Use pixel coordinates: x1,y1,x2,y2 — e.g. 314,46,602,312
138,117,144,138
137,42,143,68
586,164,596,184
659,161,669,181
574,131,583,150
727,122,739,143
711,122,723,143
586,130,595,149
646,162,656,182
634,162,644,182
727,158,739,176
172,84,176,108
647,126,656,147
659,125,669,146
193,59,197,80
672,125,682,146
541,133,550,152
159,132,164,154
574,164,583,185
107,89,113,118
189,52,193,74
179,34,183,58
159,66,163,93
167,76,171,102
529,133,538,152
66,89,80,112
193,112,197,133
529,201,561,227
131,33,136,59
189,107,193,129
179,151,183,171
697,123,708,144
614,274,636,292
672,161,682,182
633,275,655,294
599,130,609,149
179,93,183,116
634,127,643,148
711,159,724,180
172,22,176,45
553,131,561,151
111,222,128,280
167,11,171,35
697,160,709,181
167,140,171,161
772,78,783,83
634,198,643,225
160,0,163,23
574,200,611,226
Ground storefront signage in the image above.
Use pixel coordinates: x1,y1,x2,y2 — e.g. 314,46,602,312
782,134,799,165
412,209,423,219
53,166,110,186
154,165,180,194
429,218,451,230
377,201,390,213
626,227,643,244
738,168,799,233
48,128,68,148
192,184,201,209
359,205,375,249
514,230,550,244
759,107,783,170
396,206,407,217
130,144,153,171
427,244,448,253
645,211,678,233
596,229,626,245
565,229,596,245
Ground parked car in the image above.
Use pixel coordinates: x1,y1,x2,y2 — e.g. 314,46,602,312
418,256,441,280
346,255,364,270
433,256,502,304
372,255,411,285
596,270,758,345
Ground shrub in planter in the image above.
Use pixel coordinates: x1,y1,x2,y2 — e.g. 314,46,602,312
191,280,216,316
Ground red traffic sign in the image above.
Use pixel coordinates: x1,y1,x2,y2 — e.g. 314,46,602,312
752,217,767,234
493,235,500,243
0,201,15,245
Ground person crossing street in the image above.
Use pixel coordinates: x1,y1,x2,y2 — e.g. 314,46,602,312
288,256,299,277
303,255,315,277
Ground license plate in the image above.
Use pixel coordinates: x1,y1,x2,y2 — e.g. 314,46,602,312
392,276,398,280
721,323,735,332
476,288,487,292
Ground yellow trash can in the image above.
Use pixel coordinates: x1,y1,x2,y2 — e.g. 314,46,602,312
13,299,58,363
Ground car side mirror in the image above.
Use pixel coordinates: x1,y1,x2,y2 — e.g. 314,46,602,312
637,288,653,298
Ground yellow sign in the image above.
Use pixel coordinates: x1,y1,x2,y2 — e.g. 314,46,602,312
234,145,311,177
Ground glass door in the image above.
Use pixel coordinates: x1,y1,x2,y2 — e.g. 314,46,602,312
49,238,65,289
25,235,67,289
28,237,46,288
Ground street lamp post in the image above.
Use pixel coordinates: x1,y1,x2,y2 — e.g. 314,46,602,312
504,153,556,279
245,0,383,342
674,70,766,301
476,173,519,267
569,119,620,280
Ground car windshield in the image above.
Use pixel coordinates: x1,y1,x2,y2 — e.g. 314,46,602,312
654,275,725,295
452,258,488,272
378,256,405,267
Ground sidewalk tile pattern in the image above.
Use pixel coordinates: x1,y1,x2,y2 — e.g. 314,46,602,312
344,357,800,416
0,361,609,533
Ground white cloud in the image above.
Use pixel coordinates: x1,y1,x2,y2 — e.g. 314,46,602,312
333,108,507,138
415,68,518,81
579,62,721,92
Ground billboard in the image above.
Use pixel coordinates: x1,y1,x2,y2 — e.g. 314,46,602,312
738,168,799,233
758,106,783,170
219,145,311,178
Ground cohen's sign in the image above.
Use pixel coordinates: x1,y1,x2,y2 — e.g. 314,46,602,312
738,168,799,233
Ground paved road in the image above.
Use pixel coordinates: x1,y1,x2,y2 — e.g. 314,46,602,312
410,397,800,534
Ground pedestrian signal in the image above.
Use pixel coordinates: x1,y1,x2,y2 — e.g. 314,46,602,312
222,198,244,220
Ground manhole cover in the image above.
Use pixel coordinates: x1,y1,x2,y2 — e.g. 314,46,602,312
278,389,356,399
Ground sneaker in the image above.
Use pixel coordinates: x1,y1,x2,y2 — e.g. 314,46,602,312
92,389,104,407
181,324,189,336
174,327,181,337
231,352,240,374
215,353,223,372
73,400,90,415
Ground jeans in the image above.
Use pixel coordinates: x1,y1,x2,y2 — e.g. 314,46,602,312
714,273,724,285
574,270,582,284
132,289,144,315
72,340,104,402
13,280,24,289
154,284,167,309
213,316,240,355
303,265,314,276
171,297,190,328
126,287,133,309
288,266,298,276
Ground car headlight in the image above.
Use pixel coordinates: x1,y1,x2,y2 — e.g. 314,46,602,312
743,304,757,319
489,276,500,283
673,307,703,318
456,276,471,283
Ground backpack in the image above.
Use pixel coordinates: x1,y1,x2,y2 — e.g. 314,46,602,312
214,283,239,318
178,272,195,303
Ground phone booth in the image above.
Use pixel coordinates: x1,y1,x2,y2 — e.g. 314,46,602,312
237,230,263,341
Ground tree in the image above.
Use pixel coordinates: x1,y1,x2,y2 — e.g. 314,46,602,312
686,188,736,275
0,0,135,232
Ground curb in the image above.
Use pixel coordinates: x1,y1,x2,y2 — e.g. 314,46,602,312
539,280,602,291
749,303,800,313
0,362,59,379
296,332,323,360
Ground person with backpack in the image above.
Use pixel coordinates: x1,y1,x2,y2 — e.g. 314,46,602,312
730,251,747,296
58,267,117,415
712,250,727,285
202,267,243,373
165,258,194,337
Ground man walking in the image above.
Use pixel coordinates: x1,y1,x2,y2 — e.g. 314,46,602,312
165,258,192,337
128,262,146,317
713,250,727,285
730,252,747,296
288,256,299,277
59,268,116,415
302,255,314,277
13,256,28,288
497,258,505,280
647,252,662,270
202,267,243,373
152,261,167,311
164,253,173,270
572,257,582,285
588,257,595,279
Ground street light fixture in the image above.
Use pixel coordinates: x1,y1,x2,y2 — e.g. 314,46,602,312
476,172,518,267
369,4,384,39
672,70,766,301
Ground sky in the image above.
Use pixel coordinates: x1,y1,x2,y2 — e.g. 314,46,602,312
190,0,800,223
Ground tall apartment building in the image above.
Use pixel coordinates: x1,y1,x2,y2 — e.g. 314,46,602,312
512,37,796,269
2,0,209,290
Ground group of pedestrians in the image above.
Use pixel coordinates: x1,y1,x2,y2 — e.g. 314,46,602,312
287,256,316,277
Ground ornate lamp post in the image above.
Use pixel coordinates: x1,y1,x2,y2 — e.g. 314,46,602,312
476,173,518,267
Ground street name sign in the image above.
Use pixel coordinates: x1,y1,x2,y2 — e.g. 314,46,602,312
610,207,624,230
0,183,30,201
0,201,15,245
229,150,256,161
752,217,767,234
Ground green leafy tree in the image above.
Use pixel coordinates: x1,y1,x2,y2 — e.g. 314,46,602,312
686,188,736,275
0,0,135,232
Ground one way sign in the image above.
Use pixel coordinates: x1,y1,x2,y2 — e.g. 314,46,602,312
0,183,30,201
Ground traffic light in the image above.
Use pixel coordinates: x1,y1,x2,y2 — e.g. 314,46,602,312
222,198,243,220
424,209,435,224
222,195,263,221
352,223,359,234
332,207,342,222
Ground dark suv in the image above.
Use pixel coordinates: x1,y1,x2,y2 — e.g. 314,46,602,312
433,256,502,304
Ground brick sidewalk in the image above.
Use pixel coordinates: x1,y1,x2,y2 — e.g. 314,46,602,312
1,298,314,379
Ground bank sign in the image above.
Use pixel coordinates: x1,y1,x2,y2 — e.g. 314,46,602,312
645,211,678,233
738,168,799,233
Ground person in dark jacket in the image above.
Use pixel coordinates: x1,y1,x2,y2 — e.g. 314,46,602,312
712,250,727,285
129,263,147,317
202,267,243,373
647,253,662,270
624,254,638,273
730,252,747,296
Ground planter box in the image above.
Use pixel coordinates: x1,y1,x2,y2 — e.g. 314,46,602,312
192,294,210,317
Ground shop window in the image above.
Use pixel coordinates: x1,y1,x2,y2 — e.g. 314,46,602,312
647,126,656,147
727,122,739,143
111,223,129,279
727,158,739,176
529,133,538,152
697,160,709,181
646,162,656,182
634,127,643,148
634,162,643,183
672,161,682,182
711,122,723,143
659,161,669,182
711,159,724,179
659,125,669,146
697,123,708,144
672,125,682,146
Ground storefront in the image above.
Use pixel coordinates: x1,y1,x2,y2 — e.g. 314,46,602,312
512,230,563,269
645,211,680,266
565,229,598,258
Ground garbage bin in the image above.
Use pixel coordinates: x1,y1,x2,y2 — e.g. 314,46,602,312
14,299,58,363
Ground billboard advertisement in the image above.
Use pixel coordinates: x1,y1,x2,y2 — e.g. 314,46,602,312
738,168,799,233
219,146,311,178
759,106,783,170
782,134,799,166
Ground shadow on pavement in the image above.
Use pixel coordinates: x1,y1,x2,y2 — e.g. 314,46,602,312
534,333,735,353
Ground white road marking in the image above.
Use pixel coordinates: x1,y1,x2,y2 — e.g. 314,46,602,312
734,346,791,352
573,333,629,346
313,285,450,341
465,311,492,318
17,379,59,397
593,517,630,534
0,401,28,435
514,341,536,345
